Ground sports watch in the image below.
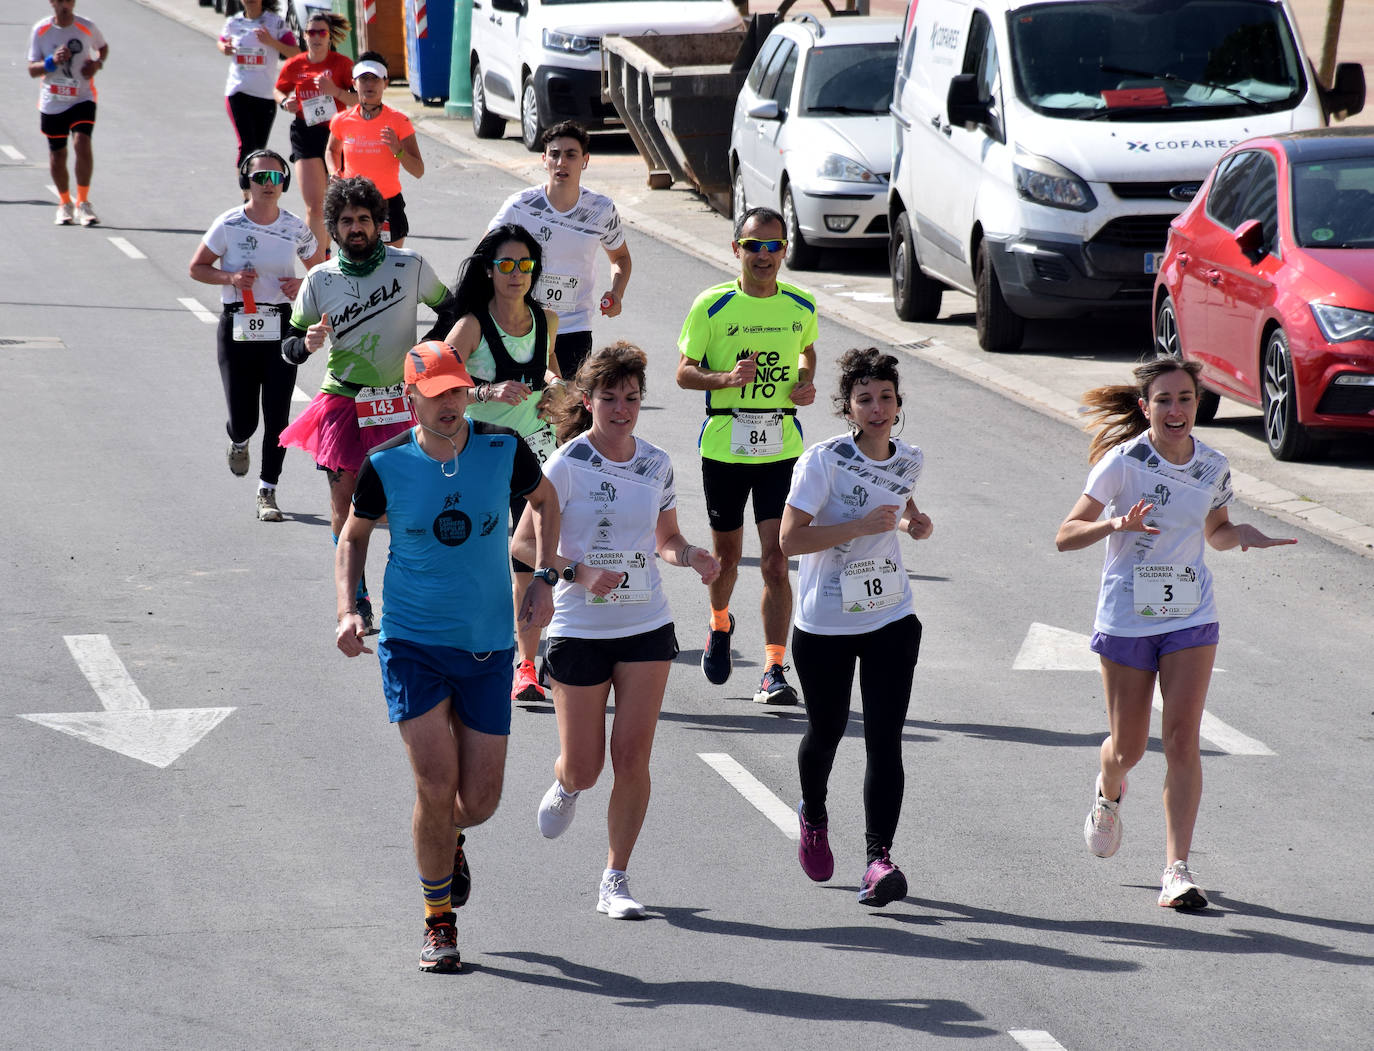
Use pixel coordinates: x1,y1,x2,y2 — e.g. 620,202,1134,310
533,567,559,586
562,562,580,582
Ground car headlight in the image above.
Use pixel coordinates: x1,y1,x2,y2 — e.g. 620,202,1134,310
815,154,882,185
543,29,599,54
1013,153,1096,212
1310,303,1374,344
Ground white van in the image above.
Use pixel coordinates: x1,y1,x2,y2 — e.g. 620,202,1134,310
887,0,1365,351
469,0,745,151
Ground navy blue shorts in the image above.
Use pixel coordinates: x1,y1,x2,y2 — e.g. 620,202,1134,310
1090,622,1219,672
378,637,514,732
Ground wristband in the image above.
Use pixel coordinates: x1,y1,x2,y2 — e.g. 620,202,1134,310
44,55,56,72
393,149,404,159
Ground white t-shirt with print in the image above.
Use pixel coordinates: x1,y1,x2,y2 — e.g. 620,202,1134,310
28,14,107,115
203,206,318,306
222,13,292,99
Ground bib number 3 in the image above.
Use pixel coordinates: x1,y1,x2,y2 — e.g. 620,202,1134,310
1133,564,1201,618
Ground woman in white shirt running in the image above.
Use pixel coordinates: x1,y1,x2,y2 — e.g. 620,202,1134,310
1056,357,1294,909
513,342,719,919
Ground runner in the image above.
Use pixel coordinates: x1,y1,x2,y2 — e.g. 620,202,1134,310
438,223,562,705
513,341,719,919
779,348,932,909
27,0,108,227
335,340,561,972
216,0,297,172
275,11,354,249
280,175,449,629
326,52,423,249
675,206,818,705
189,149,324,521
489,120,631,378
1055,358,1295,910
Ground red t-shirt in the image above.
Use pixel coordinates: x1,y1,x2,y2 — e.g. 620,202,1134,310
329,104,415,199
275,51,354,127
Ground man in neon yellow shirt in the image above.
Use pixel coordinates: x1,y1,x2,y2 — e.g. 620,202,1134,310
676,207,817,704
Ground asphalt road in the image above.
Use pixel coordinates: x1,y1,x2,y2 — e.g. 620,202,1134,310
2,2,1373,1049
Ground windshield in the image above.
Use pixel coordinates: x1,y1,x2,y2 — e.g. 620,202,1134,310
800,42,900,116
1009,0,1305,119
1293,156,1374,249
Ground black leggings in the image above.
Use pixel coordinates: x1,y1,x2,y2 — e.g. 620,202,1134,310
226,92,277,168
217,311,299,485
794,614,922,863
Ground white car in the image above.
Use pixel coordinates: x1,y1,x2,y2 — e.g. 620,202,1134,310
729,16,901,270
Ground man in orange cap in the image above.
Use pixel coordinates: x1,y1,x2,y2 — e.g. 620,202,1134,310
334,340,561,973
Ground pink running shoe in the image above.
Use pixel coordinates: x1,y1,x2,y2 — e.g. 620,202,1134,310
797,802,834,882
858,849,908,908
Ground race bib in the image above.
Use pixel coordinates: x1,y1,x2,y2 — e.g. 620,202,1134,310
232,312,281,342
523,425,557,464
840,556,904,613
536,272,579,310
301,94,333,127
234,42,265,65
584,550,652,605
730,410,784,457
354,384,411,427
1133,563,1201,618
47,75,79,98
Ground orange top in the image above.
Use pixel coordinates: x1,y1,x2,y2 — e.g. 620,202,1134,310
329,104,415,199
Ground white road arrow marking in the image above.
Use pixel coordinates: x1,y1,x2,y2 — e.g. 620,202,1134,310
1014,622,1273,756
18,635,235,769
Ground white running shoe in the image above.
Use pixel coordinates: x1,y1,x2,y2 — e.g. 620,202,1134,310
54,202,75,225
537,781,578,839
596,872,646,919
1159,860,1208,909
76,201,99,226
1083,772,1126,858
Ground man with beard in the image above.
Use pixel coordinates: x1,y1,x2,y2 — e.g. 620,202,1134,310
282,175,448,629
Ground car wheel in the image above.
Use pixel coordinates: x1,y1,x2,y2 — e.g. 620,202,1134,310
782,186,819,270
891,211,943,322
520,78,544,153
472,64,507,139
731,165,747,229
975,241,1025,352
1261,327,1318,461
1154,294,1219,424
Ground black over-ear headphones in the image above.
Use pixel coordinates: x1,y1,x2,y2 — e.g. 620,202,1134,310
239,149,292,192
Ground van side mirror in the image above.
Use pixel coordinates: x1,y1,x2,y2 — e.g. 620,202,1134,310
491,0,524,14
1322,62,1366,121
1233,218,1267,263
947,74,991,129
747,99,780,121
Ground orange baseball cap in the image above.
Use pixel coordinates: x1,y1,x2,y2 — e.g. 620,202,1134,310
405,341,476,396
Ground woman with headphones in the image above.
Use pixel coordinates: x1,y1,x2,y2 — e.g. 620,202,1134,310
189,149,326,522
778,347,934,909
217,0,298,174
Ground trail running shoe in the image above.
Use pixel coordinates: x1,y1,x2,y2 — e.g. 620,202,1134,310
227,442,250,477
512,659,546,704
797,802,834,882
753,663,799,705
1159,860,1208,910
537,781,579,838
858,849,908,908
452,832,470,909
597,872,647,919
418,912,461,973
256,488,283,522
54,202,75,226
76,201,99,227
1084,772,1127,858
701,613,735,685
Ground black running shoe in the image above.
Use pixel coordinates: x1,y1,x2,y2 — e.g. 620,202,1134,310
753,663,799,705
452,832,471,908
357,594,378,636
419,912,461,973
701,613,735,685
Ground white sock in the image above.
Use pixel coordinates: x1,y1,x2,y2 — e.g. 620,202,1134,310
258,481,276,491
556,783,579,801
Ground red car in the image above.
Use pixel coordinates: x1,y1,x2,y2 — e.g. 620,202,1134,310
1153,128,1374,460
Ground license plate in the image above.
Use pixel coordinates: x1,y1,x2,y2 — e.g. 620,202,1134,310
1143,252,1165,274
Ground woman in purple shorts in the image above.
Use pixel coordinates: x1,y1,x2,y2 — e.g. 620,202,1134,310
1055,358,1294,910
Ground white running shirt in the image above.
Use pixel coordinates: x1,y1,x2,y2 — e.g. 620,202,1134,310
28,14,106,115
543,434,676,640
221,12,292,99
489,186,625,334
202,207,318,306
1083,432,1234,637
786,433,923,636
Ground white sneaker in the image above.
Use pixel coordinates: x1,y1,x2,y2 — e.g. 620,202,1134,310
76,201,99,226
1159,860,1208,909
54,202,75,225
537,781,578,839
1083,772,1126,858
596,872,646,919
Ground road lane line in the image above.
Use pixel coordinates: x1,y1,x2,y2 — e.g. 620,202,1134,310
293,386,313,402
107,237,146,260
178,297,218,324
63,634,151,712
698,753,797,839
1009,1031,1068,1051
1,145,24,161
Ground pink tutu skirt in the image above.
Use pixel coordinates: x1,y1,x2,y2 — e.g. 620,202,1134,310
279,391,415,474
